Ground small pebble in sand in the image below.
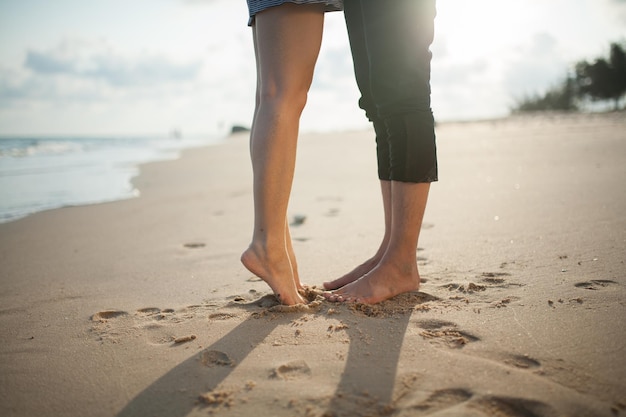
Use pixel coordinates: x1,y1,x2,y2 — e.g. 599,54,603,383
270,360,311,380
174,334,197,344
198,390,234,407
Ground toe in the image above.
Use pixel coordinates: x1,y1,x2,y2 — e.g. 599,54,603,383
338,294,360,303
324,293,341,303
322,292,337,302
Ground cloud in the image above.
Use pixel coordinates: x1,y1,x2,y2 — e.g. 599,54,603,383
503,33,568,98
606,0,626,23
0,38,205,114
433,58,490,87
24,50,74,75
23,41,202,88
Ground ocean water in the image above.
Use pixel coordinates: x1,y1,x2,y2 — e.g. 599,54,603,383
0,134,223,223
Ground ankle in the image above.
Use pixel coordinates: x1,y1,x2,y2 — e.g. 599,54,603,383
248,240,288,264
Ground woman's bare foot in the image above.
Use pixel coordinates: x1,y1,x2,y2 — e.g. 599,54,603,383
323,261,420,304
322,256,381,290
287,250,304,292
293,269,305,292
285,222,305,291
241,245,305,305
286,246,305,292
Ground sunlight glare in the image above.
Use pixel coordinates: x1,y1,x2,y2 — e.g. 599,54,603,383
434,0,537,62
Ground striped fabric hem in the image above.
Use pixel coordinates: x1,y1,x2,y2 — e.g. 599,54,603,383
247,0,343,25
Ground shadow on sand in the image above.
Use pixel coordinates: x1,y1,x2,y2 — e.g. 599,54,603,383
115,293,430,417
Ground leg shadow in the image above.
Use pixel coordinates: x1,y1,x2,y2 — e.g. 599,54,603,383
116,313,285,417
325,310,412,415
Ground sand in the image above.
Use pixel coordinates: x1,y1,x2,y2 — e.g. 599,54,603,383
0,112,625,417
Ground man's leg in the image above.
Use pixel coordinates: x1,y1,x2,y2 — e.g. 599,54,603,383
326,0,437,303
328,182,429,303
323,0,393,291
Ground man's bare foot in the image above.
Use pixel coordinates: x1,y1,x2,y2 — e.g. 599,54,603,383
323,261,420,304
241,246,305,306
322,256,381,290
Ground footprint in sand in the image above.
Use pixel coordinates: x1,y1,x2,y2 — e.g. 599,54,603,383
480,272,511,285
501,354,541,370
91,305,209,345
442,282,487,294
208,312,237,321
470,395,555,417
481,272,511,278
270,360,311,380
441,273,523,300
324,208,339,217
183,242,205,248
415,319,457,330
90,310,132,342
349,292,439,318
136,307,161,315
133,307,180,344
91,310,128,321
574,279,617,290
410,388,474,414
135,307,177,324
200,350,235,367
290,214,307,226
415,319,480,349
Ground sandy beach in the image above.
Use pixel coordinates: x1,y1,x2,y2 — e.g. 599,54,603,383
1,113,625,417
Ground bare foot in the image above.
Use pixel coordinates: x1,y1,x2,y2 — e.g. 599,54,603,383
285,225,305,291
241,246,305,306
290,256,305,292
322,256,381,290
323,261,420,304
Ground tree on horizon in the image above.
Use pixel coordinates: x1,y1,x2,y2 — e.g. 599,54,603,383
575,42,626,110
512,41,626,113
512,76,578,113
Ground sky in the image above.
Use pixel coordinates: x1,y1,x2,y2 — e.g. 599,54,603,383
0,0,624,136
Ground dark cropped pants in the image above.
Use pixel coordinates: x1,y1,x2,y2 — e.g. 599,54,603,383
344,0,438,183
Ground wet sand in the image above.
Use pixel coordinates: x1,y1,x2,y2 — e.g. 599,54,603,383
1,112,625,417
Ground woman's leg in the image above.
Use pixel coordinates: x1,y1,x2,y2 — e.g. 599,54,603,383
249,29,303,293
241,3,325,305
285,219,303,291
